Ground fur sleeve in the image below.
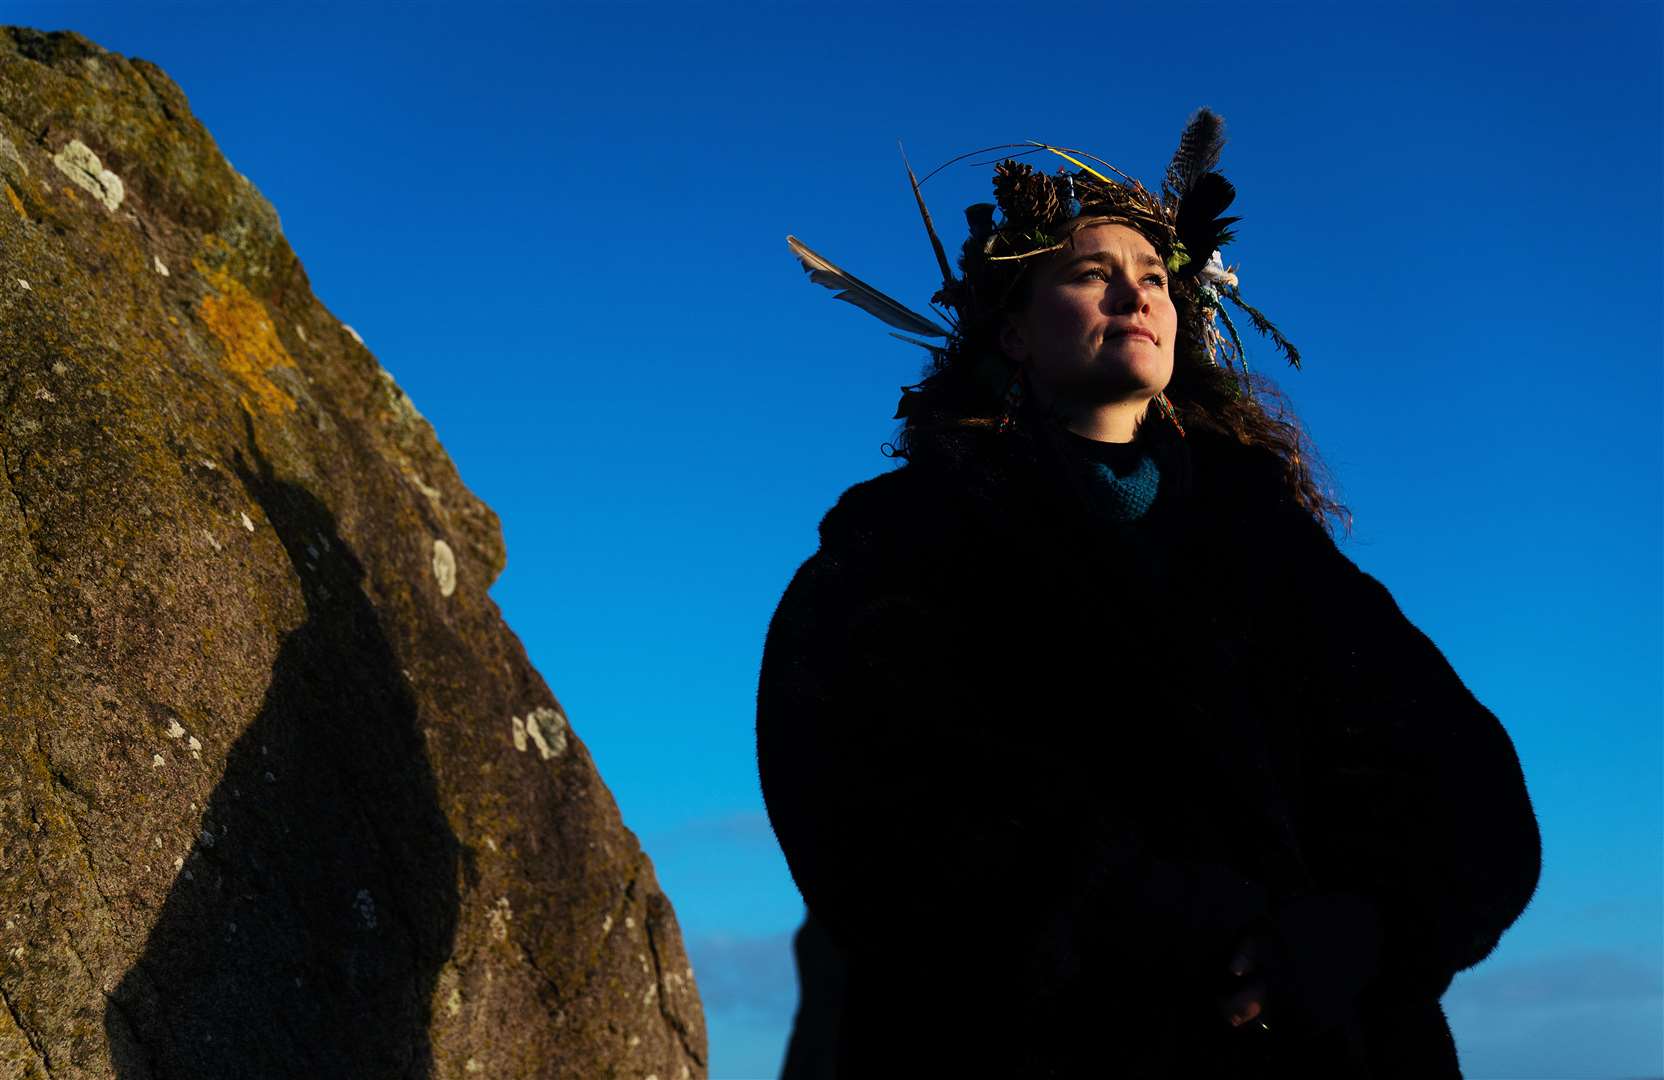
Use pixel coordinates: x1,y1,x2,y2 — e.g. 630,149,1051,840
1279,510,1542,998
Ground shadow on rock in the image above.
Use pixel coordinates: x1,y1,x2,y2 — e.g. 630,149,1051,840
105,436,460,1079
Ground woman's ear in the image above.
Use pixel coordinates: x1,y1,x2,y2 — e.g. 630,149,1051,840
999,315,1027,365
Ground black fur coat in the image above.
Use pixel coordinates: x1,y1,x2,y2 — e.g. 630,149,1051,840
756,422,1540,1078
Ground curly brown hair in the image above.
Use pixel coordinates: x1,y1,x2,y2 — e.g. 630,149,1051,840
888,186,1349,534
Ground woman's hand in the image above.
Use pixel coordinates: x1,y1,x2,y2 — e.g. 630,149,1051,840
1217,894,1383,1033
1219,933,1273,1029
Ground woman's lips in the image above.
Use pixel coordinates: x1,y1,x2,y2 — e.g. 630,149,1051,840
1107,327,1157,344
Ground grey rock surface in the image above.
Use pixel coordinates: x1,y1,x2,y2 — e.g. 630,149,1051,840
0,27,705,1079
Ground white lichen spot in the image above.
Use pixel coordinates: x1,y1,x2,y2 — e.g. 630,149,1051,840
64,632,80,644
525,706,568,760
165,719,185,739
680,1067,691,1080
488,896,513,942
642,983,657,1006
625,916,635,930
153,255,169,276
200,458,217,470
199,828,216,849
188,736,202,751
510,715,527,753
601,914,613,936
445,986,461,1016
241,512,255,532
295,324,307,343
0,132,27,177
16,279,29,291
432,539,457,597
465,1060,482,1074
343,323,364,346
377,367,428,426
263,770,276,783
151,754,164,767
684,966,693,980
172,857,183,870
627,1034,640,1048
51,139,124,211
354,888,378,929
51,361,67,376
483,836,497,852
153,835,162,849
644,1073,659,1080
33,387,54,403
411,473,442,504
203,530,222,552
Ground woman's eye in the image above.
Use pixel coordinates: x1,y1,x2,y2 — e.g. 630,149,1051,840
1143,273,1168,288
1076,269,1108,282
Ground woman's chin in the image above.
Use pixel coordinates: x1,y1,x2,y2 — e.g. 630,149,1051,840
1085,351,1172,397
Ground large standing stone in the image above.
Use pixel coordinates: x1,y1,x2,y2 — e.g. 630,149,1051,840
0,27,705,1079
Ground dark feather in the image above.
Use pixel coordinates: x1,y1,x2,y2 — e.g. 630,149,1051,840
1164,108,1227,201
1173,171,1240,279
786,235,949,339
1183,171,1236,224
1223,285,1301,369
889,331,945,355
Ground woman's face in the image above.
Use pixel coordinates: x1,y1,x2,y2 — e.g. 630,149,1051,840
1001,222,1177,430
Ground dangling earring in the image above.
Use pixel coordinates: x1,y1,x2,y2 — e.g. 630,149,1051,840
1153,391,1186,437
997,361,1027,433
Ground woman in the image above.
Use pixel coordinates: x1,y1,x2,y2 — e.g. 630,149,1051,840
757,112,1539,1078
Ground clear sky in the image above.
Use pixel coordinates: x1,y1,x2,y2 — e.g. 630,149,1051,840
8,2,1660,1077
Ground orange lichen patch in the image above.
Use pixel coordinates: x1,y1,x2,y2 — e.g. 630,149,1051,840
4,181,24,220
194,260,297,414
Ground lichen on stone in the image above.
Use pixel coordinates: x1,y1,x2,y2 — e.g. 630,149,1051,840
51,138,123,211
193,255,298,415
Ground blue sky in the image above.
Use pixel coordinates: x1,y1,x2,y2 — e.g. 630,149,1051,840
10,2,1660,1076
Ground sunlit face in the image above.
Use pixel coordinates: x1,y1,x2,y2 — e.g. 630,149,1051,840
1001,222,1177,425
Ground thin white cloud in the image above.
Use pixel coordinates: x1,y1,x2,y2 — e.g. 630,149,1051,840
1448,949,1663,1010
649,810,778,853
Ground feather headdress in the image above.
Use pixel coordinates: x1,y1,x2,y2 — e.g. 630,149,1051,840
786,109,1302,417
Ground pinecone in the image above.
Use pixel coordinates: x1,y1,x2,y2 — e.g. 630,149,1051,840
992,160,1061,228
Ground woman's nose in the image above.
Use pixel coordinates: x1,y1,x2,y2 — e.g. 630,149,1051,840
1107,276,1149,315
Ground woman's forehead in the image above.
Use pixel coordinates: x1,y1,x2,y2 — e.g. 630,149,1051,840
1063,220,1159,257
